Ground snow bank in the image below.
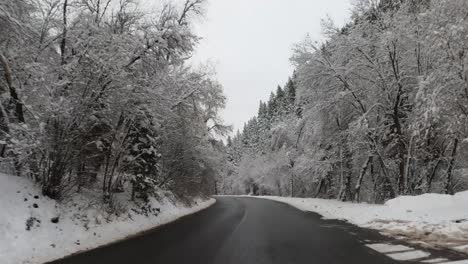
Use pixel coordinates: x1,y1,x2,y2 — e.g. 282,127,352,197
0,174,215,264
258,193,468,251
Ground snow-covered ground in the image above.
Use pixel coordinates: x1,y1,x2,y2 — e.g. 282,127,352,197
258,193,468,254
0,174,215,264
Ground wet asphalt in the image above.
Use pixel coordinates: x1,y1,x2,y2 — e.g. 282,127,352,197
49,196,404,264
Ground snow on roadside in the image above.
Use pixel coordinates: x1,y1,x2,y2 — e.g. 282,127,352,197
0,174,215,264
257,193,468,252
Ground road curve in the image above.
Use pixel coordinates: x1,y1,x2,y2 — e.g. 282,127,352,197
50,196,399,264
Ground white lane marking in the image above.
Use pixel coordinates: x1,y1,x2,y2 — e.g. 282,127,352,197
422,258,449,263
439,260,468,264
387,250,430,261
366,243,413,253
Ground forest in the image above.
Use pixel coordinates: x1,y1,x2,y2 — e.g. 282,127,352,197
0,0,228,204
224,0,468,203
2,0,468,209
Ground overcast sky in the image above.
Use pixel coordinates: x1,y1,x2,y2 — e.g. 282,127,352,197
191,0,353,133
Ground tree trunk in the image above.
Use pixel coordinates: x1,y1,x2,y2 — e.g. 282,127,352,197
388,42,407,195
338,141,353,201
354,155,372,202
60,0,68,65
0,53,24,123
289,158,295,197
290,173,294,197
315,178,324,198
377,152,396,200
396,135,406,195
0,102,10,157
445,138,459,195
131,182,136,201
339,173,351,202
214,179,218,195
426,159,441,192
404,135,414,194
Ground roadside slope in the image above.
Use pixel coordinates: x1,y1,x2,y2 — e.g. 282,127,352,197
0,174,215,264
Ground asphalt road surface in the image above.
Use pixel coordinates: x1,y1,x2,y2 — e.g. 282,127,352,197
50,196,402,264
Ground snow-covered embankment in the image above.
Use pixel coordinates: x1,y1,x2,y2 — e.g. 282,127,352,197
0,174,215,264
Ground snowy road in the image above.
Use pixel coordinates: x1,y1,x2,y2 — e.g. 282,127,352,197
49,197,455,264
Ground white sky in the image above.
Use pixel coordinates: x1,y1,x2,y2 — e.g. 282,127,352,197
191,0,353,133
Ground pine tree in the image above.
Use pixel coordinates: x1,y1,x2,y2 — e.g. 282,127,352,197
284,78,297,115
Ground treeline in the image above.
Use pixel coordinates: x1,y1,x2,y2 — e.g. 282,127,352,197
0,0,227,203
224,0,468,203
